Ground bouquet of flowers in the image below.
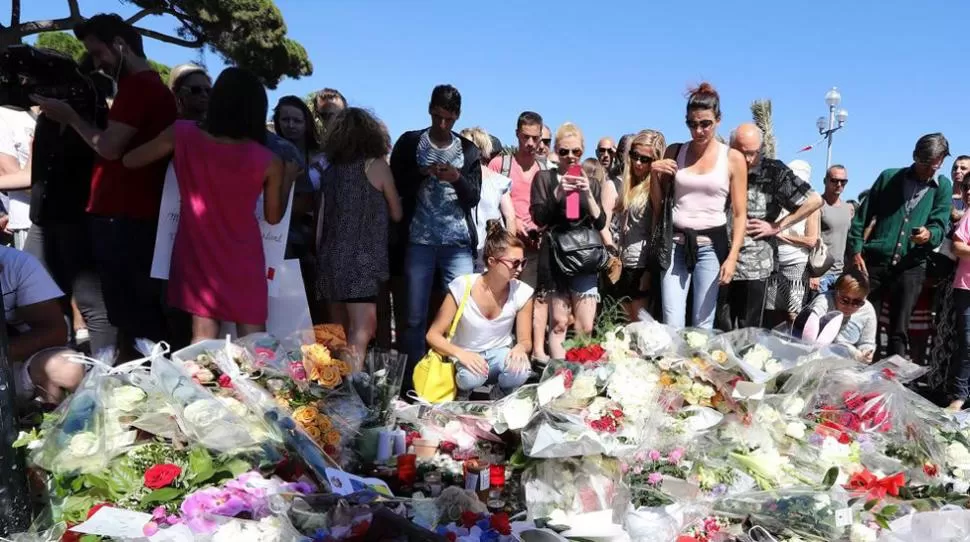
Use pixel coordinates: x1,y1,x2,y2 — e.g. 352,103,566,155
523,455,629,526
709,329,814,384
713,486,851,541
624,448,691,508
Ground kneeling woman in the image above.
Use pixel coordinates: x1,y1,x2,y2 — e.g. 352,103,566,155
425,221,534,398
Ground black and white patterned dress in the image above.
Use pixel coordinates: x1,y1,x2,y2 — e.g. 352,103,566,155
316,159,389,301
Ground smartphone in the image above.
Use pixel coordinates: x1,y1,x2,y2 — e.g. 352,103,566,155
911,227,921,236
565,164,582,220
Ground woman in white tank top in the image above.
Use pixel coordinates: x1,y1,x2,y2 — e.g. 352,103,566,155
650,82,748,329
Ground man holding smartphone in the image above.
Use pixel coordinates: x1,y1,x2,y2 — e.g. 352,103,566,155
847,133,953,360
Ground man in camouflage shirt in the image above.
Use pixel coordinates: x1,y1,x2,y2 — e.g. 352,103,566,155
717,124,823,329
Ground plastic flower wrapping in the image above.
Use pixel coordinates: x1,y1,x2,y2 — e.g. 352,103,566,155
20,306,970,542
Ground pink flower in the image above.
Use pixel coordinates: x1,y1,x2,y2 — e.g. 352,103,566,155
647,472,663,485
647,450,662,462
668,447,685,464
634,450,648,463
290,361,307,381
143,521,159,537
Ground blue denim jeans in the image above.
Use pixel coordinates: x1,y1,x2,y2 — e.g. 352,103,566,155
661,243,720,329
949,289,970,400
403,244,474,373
455,346,529,393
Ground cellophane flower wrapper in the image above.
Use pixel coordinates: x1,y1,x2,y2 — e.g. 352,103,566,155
350,348,408,428
493,384,538,433
234,332,295,378
523,455,629,525
865,355,929,385
626,313,685,358
522,395,644,458
713,486,851,541
877,508,970,542
30,362,110,474
709,328,816,385
148,347,264,453
412,400,503,452
539,358,613,411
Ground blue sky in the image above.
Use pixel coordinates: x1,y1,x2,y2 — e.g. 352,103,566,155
17,0,970,198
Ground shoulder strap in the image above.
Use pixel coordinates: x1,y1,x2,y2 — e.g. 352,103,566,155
537,158,548,171
501,154,512,178
446,276,474,340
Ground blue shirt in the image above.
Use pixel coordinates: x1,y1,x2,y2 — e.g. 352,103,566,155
409,130,469,246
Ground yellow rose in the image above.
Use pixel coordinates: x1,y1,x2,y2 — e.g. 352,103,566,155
319,366,342,389
302,344,332,365
324,429,341,446
316,414,333,431
336,359,353,377
303,424,322,442
293,405,319,426
711,350,728,364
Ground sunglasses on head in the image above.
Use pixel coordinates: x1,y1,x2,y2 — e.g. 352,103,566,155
595,147,614,155
628,151,653,165
685,119,715,130
183,85,210,96
838,294,866,307
828,178,849,186
557,148,583,158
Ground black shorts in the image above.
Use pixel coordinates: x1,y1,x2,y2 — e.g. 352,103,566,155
604,267,648,300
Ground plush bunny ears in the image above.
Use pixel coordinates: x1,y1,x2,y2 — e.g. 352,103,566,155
792,309,844,346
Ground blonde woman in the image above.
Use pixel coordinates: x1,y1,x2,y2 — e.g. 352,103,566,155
530,123,606,358
605,130,665,321
460,127,517,272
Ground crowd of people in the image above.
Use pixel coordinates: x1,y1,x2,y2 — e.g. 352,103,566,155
2,13,969,410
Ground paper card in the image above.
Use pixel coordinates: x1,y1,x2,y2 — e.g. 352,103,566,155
835,507,853,527
70,507,152,538
732,381,766,401
151,165,294,298
325,467,393,497
537,374,566,406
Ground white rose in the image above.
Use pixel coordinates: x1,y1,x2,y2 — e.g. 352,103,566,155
849,523,877,542
785,421,806,440
755,406,782,426
684,331,708,349
570,376,598,399
500,398,535,431
783,397,806,417
67,432,99,457
764,359,783,375
109,385,147,412
183,399,226,429
218,396,249,418
948,442,970,469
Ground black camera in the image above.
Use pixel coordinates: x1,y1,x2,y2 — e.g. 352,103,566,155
0,44,100,117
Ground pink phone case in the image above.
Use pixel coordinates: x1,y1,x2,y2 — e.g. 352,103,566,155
565,165,582,219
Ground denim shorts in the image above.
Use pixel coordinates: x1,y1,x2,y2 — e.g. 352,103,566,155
541,273,599,301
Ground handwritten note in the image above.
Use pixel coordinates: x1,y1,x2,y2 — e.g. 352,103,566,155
150,164,294,298
70,507,153,538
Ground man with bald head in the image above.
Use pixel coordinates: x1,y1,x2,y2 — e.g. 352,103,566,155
596,137,616,170
717,123,823,330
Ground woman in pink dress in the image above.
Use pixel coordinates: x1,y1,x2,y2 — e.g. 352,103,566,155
123,67,289,341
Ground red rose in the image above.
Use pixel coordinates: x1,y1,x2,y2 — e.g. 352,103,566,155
144,464,182,489
218,374,233,388
460,511,480,528
924,463,939,477
837,432,852,445
440,441,458,454
490,512,512,535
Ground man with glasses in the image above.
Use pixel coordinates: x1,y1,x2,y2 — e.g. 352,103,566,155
168,64,211,122
718,123,822,330
815,165,853,293
536,125,554,168
848,133,953,359
313,88,347,134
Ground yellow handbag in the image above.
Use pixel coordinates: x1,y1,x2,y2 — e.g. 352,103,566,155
412,277,473,403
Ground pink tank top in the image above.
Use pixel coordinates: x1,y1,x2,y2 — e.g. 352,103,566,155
671,142,730,232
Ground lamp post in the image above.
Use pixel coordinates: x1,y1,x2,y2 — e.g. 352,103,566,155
816,87,849,170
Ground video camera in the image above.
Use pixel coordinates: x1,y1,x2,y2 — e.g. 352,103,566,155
0,44,101,118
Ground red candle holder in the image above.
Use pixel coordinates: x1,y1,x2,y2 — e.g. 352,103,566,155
397,453,417,485
489,464,506,487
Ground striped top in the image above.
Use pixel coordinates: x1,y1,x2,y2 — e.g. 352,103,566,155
410,130,469,246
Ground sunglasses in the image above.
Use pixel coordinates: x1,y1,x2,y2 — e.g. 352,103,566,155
541,138,552,146
628,151,653,165
685,119,715,130
595,147,614,155
498,258,527,270
557,148,583,158
828,178,849,186
183,85,210,96
838,294,866,308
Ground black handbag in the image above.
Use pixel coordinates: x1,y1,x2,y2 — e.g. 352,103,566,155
550,224,609,277
647,143,680,272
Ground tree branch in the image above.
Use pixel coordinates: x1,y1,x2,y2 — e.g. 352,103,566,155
132,25,204,48
11,0,20,27
125,8,160,26
13,17,78,37
67,0,81,19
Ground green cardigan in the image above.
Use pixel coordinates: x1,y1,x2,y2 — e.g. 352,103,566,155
848,167,952,268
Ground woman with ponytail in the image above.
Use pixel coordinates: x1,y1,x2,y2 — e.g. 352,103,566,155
425,220,534,398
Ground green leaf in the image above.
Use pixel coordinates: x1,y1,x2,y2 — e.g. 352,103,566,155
864,499,878,511
875,516,891,531
188,448,215,483
821,467,839,489
880,504,899,517
141,487,183,505
80,536,101,542
222,458,253,478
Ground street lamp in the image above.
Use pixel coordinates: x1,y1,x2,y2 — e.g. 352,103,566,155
817,87,848,170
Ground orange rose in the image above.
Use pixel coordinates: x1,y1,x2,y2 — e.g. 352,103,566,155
302,344,332,365
293,405,319,426
659,373,674,387
316,414,333,431
336,359,353,377
318,366,342,389
303,424,322,442
324,429,341,446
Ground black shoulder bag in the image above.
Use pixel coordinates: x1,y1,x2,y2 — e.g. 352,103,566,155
547,170,609,277
647,143,681,272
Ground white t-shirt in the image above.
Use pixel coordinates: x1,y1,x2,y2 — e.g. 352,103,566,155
776,209,809,266
0,246,64,333
0,107,35,230
474,170,512,253
447,274,534,352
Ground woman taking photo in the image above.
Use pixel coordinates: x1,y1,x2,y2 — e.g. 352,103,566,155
425,221,533,398
609,130,666,321
316,108,402,364
651,83,747,329
531,122,607,358
123,67,289,341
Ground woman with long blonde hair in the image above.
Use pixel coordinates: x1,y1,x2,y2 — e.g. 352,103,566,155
605,130,666,320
